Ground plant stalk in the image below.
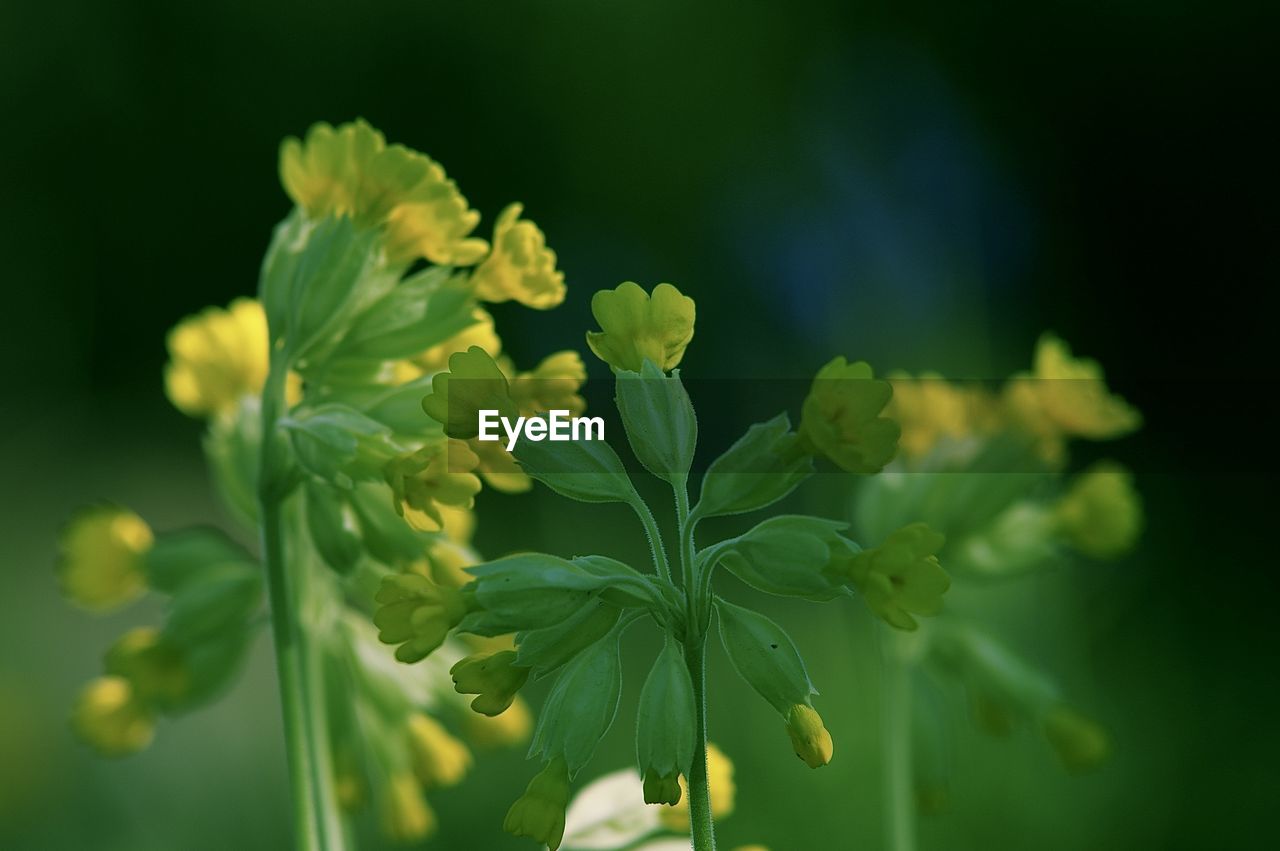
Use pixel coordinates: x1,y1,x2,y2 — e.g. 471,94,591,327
882,629,916,851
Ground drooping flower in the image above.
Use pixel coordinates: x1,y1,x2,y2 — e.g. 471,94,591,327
57,506,153,611
471,203,566,309
384,440,482,533
467,437,533,494
373,573,468,662
406,712,472,788
451,650,531,716
1041,706,1109,772
886,371,999,458
837,523,950,630
506,351,588,417
586,282,695,373
505,756,572,851
280,119,488,266
379,770,437,843
405,307,503,377
659,743,735,830
784,704,834,768
1053,461,1143,558
799,357,901,474
459,696,534,748
71,676,155,757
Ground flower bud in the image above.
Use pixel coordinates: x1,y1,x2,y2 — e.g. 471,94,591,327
784,704,834,768
1053,461,1142,558
471,203,566,309
1042,706,1109,773
373,573,468,663
451,650,531,716
504,756,572,851
57,506,153,611
585,282,695,373
406,713,472,788
642,769,682,806
71,676,155,757
384,441,482,533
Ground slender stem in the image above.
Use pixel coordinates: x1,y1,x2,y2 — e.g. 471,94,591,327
632,497,673,582
881,628,916,851
259,364,342,851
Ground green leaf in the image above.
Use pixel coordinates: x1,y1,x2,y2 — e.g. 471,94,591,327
695,413,813,519
529,630,624,775
283,403,401,488
614,361,697,486
716,597,816,715
304,482,362,575
636,638,696,777
714,515,855,600
332,268,477,361
513,430,641,505
515,601,621,679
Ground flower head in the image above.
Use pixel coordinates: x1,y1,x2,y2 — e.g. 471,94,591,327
385,441,482,533
838,523,949,630
471,203,566,309
659,743,735,830
506,350,588,417
1053,461,1143,558
586,282,695,372
406,712,472,789
451,650,531,716
505,756,572,851
784,704,833,768
373,573,468,662
406,307,502,376
379,771,437,843
421,346,518,440
57,506,153,611
280,119,488,266
887,372,999,458
799,357,900,474
71,676,155,756
1042,706,1109,772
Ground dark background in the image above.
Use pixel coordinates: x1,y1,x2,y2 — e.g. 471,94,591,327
1,1,1276,848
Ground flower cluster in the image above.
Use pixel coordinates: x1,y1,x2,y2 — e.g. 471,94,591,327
57,120,583,845
380,282,950,850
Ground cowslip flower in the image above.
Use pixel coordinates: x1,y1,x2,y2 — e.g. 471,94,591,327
373,573,469,663
505,756,572,851
384,441,482,533
421,346,518,440
799,357,900,474
837,523,949,630
784,704,834,768
405,307,503,377
506,350,588,417
406,712,472,788
280,119,488,266
379,771,437,843
467,437,533,494
451,650,531,716
71,676,155,757
471,203,566,309
659,743,735,830
586,282,695,373
1041,706,1109,772
57,506,153,611
1053,461,1143,558
886,371,998,458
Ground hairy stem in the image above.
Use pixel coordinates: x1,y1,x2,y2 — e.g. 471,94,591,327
882,629,916,851
259,365,344,850
632,497,673,583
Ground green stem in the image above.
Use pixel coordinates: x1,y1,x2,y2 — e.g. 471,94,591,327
632,497,673,583
259,365,344,851
882,629,916,851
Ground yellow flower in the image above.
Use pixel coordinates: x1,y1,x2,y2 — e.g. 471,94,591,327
380,771,437,843
438,503,477,545
887,372,999,458
406,307,503,376
839,523,950,631
57,506,153,611
1053,461,1143,558
468,437,533,494
280,119,488,266
799,357,900,474
660,743,735,830
385,441,482,533
421,346,518,440
1041,706,1109,772
459,695,533,748
406,713,472,789
1004,334,1141,461
373,573,468,663
784,704,834,768
451,650,531,716
471,203,566,309
506,351,588,417
505,756,572,851
586,282,695,372
421,537,478,588
71,676,155,757
103,627,190,709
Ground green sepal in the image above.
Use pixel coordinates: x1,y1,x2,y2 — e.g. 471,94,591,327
715,596,816,716
359,377,446,438
282,403,402,489
349,482,430,566
695,413,814,519
515,601,622,680
460,554,622,636
304,482,362,576
712,515,856,601
143,527,256,595
164,563,264,647
513,430,641,505
329,267,477,361
614,360,697,486
636,638,696,780
529,629,624,775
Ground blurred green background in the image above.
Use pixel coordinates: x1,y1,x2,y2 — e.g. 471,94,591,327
2,1,1276,848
